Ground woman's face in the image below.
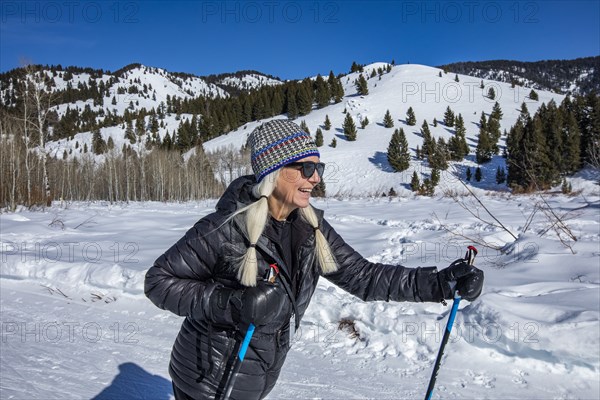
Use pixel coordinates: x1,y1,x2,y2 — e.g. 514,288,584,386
270,156,322,216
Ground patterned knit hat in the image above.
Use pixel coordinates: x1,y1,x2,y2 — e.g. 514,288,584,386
249,119,320,182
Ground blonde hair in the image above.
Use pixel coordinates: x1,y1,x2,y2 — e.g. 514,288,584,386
228,170,338,286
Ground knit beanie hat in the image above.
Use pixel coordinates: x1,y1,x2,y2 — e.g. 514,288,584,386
249,119,320,182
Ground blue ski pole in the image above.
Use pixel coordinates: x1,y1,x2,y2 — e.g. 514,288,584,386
222,264,279,400
424,246,477,400
222,323,255,400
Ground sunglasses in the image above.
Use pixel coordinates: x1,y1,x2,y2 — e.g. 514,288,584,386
285,161,325,179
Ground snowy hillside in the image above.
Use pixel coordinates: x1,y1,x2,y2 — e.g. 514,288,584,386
217,73,283,91
204,63,566,196
7,61,567,195
1,190,599,399
1,64,228,118
440,57,600,96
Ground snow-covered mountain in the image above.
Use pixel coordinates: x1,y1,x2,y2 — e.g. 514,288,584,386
440,56,599,96
0,64,229,117
204,70,284,93
0,60,584,197
204,62,566,196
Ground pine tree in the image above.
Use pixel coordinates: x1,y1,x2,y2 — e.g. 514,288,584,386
466,167,472,181
331,138,337,148
519,102,530,123
297,81,313,115
388,187,397,197
529,89,539,101
475,167,482,182
328,71,344,103
443,106,455,127
350,61,362,73
506,111,553,191
343,113,357,141
479,112,487,132
406,107,416,126
487,115,501,154
162,132,173,151
360,116,369,129
107,136,115,150
490,102,503,121
488,87,496,100
324,115,332,130
315,74,330,108
431,168,440,186
300,120,310,134
315,128,324,147
454,74,459,82
420,178,436,196
562,110,581,174
387,128,411,172
125,120,136,144
428,137,448,170
421,120,435,159
449,114,469,160
433,118,437,127
92,127,107,155
383,110,394,128
476,126,493,163
410,171,420,192
496,166,506,184
356,74,369,95
286,84,298,119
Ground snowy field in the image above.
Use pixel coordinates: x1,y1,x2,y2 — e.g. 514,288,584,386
1,187,599,399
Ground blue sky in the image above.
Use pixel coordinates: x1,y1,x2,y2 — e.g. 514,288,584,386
1,1,598,79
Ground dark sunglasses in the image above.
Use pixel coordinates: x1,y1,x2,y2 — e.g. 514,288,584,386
285,161,325,178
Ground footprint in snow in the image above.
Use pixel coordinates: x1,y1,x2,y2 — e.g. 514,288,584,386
466,369,496,388
512,369,528,386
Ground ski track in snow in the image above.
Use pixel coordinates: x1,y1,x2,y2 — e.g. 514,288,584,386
2,194,599,399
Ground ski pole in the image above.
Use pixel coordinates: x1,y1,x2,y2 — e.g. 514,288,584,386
222,264,279,400
222,323,255,400
424,246,477,400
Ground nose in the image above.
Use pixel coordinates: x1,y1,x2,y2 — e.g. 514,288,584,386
307,169,321,184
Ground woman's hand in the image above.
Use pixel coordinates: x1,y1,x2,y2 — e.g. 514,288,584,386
209,281,287,328
438,259,484,301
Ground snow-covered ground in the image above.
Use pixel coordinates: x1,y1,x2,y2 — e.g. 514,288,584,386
2,187,599,399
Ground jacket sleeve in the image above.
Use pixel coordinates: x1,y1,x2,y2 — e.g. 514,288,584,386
321,219,444,303
144,217,223,320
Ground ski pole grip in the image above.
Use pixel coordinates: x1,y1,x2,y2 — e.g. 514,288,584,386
465,245,478,266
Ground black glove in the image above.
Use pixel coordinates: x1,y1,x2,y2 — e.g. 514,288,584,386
209,281,287,328
438,259,484,301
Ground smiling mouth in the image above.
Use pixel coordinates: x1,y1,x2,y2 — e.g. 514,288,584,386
299,188,312,193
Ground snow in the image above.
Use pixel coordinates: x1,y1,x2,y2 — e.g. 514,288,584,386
2,190,599,399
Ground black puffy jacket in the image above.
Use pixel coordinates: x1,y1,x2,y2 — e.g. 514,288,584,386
144,175,446,399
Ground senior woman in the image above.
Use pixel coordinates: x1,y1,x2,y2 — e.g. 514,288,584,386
144,119,484,400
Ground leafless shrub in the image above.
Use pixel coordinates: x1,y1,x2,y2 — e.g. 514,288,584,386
338,318,362,340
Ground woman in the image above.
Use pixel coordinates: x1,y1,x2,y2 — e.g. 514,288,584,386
144,119,484,400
